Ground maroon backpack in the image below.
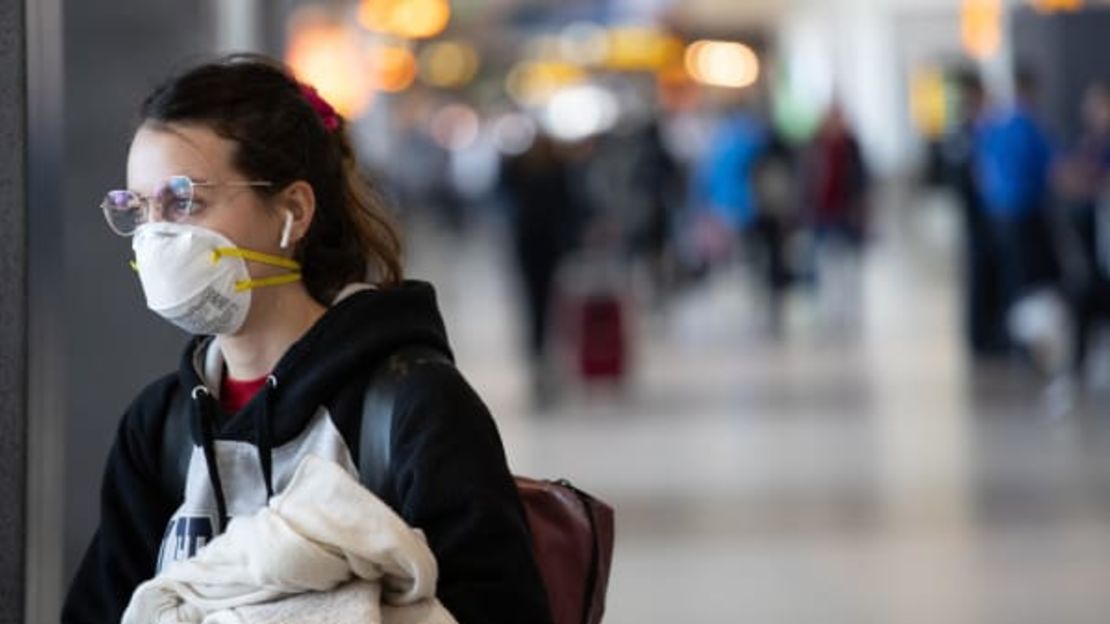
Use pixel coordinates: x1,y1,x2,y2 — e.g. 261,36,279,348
359,348,615,624
514,476,614,624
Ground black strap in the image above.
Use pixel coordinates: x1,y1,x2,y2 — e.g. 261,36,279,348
160,386,192,501
357,346,451,495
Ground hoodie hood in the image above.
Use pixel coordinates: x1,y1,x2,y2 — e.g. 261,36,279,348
179,280,453,442
175,280,453,531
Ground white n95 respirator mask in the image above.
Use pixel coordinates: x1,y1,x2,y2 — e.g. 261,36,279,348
131,221,302,335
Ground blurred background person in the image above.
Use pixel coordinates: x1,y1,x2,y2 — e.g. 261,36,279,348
689,102,767,273
500,134,585,406
801,104,870,328
597,118,682,312
973,69,1060,368
749,130,799,334
1054,82,1110,384
632,119,683,311
943,69,1009,358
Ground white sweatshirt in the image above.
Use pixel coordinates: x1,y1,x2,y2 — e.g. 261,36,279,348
121,454,457,624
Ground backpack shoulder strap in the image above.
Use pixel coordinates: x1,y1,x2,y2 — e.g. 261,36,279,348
357,345,451,496
160,384,192,501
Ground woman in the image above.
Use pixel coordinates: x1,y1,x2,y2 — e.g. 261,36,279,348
62,54,552,623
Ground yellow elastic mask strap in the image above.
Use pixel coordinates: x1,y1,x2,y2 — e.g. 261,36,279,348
234,273,302,292
211,247,303,293
211,247,301,271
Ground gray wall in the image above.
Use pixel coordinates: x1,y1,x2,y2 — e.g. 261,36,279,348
0,0,27,619
61,0,214,584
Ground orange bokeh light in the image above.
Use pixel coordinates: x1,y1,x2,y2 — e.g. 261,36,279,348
368,44,418,93
419,41,480,88
960,0,1002,60
684,40,760,89
357,0,451,40
1030,0,1084,12
286,12,374,117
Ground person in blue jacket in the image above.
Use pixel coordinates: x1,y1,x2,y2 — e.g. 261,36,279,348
694,109,768,234
974,70,1058,323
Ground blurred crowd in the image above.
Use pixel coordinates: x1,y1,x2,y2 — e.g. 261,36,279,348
936,72,1110,406
360,40,1109,411
368,83,880,406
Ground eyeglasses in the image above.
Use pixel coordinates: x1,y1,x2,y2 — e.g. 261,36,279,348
101,175,273,236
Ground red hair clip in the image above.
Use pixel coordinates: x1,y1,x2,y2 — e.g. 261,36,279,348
298,84,341,132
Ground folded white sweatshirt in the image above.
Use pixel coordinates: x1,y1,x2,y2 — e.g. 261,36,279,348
201,581,378,624
121,454,457,624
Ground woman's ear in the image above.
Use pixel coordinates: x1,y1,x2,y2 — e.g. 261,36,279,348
276,180,316,248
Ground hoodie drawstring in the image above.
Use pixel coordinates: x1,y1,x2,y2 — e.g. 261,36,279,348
255,375,278,499
190,385,229,534
189,375,280,534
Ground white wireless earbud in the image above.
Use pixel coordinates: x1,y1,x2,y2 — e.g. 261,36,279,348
279,210,294,249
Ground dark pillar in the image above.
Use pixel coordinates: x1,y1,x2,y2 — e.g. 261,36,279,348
0,0,28,619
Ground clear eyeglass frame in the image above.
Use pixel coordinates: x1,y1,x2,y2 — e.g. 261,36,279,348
101,174,273,236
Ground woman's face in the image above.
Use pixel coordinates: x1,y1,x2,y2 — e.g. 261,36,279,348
126,122,288,265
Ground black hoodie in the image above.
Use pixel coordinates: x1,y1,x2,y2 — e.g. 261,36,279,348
62,281,554,624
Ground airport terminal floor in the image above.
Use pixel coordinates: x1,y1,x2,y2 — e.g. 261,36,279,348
409,195,1110,624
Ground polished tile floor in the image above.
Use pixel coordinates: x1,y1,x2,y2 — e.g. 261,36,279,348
408,200,1110,624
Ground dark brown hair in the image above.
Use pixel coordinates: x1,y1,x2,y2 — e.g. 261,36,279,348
139,53,403,303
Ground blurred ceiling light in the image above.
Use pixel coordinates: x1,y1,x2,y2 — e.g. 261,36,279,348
684,40,760,89
604,27,684,71
491,112,537,155
506,61,587,107
430,103,481,151
357,0,451,39
559,21,609,66
960,0,1002,60
542,84,619,142
419,41,480,88
367,43,418,93
286,10,374,117
1029,0,1084,12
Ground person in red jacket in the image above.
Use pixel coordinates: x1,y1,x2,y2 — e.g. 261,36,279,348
801,105,870,326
